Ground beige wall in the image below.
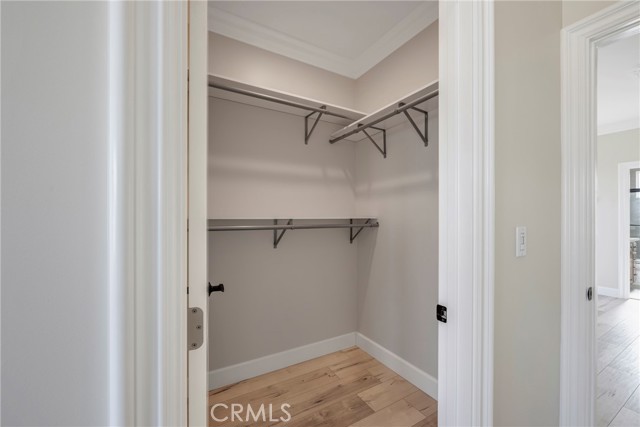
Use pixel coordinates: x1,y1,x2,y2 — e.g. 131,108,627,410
596,128,640,292
562,0,616,27
355,111,439,378
208,97,359,369
2,2,111,424
208,21,438,115
209,32,357,110
355,22,439,113
494,1,562,425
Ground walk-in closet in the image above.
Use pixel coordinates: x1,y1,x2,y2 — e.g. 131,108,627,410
206,2,440,425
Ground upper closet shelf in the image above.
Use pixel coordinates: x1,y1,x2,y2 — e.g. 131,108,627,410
208,75,367,143
329,81,439,158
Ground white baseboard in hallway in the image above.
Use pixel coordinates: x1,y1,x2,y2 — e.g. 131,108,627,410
356,332,438,400
208,332,356,390
598,286,622,298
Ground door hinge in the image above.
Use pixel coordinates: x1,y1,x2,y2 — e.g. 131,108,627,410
188,307,204,350
436,304,447,323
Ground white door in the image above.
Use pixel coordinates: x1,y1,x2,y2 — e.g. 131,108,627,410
187,1,209,425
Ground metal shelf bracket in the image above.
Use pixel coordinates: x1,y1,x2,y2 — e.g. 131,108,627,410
273,219,293,248
350,219,372,244
399,102,428,146
360,125,387,159
305,106,326,144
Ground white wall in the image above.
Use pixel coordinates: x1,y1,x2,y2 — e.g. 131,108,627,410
494,1,562,425
208,98,359,369
1,2,110,425
596,128,640,292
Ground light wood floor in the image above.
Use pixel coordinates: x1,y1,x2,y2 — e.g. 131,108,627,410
208,347,437,427
597,295,640,426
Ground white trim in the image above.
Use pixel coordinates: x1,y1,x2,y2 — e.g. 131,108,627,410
187,1,209,425
356,333,438,400
0,1,3,422
108,2,189,425
207,3,437,79
439,1,494,425
560,2,640,425
208,333,356,390
351,3,439,78
618,161,640,300
597,286,622,298
598,118,640,136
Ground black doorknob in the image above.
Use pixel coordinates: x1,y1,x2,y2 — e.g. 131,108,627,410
208,283,224,296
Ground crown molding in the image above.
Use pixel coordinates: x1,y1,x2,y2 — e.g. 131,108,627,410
208,3,438,79
352,2,438,77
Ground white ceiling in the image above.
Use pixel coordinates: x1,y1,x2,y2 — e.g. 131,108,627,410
598,31,640,135
208,1,439,79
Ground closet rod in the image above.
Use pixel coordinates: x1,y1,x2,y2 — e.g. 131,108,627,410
208,222,379,232
209,83,354,120
329,89,439,144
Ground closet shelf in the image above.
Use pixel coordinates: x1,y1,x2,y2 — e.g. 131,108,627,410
208,218,379,248
329,81,439,158
208,75,367,143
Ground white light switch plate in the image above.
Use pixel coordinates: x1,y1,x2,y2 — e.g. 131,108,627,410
516,226,527,257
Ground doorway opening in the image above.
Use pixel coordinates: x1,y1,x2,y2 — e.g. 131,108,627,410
594,24,640,427
205,2,440,426
561,2,640,425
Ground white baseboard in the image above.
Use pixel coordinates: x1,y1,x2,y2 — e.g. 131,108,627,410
356,333,438,400
208,332,356,390
598,286,622,298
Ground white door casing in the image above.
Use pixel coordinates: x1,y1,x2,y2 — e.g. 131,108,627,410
560,2,640,425
188,1,209,426
439,1,495,425
107,2,189,425
618,161,640,299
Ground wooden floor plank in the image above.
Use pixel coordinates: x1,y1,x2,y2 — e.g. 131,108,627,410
597,297,640,427
349,400,425,427
366,362,397,383
330,349,374,379
268,371,382,426
278,395,374,427
609,407,640,427
208,348,437,427
357,376,419,412
411,410,438,427
209,350,353,402
404,390,438,417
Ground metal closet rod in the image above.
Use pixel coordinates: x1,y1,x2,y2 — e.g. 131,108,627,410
208,221,379,232
209,83,354,121
329,89,439,144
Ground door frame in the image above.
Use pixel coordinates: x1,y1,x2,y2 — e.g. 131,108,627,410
618,161,640,299
187,1,209,425
438,1,495,425
107,1,190,425
110,0,497,424
560,1,640,425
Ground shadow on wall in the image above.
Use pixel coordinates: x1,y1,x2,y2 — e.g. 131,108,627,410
354,110,439,199
208,97,358,218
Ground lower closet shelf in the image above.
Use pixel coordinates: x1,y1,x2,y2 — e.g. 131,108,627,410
208,218,379,248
